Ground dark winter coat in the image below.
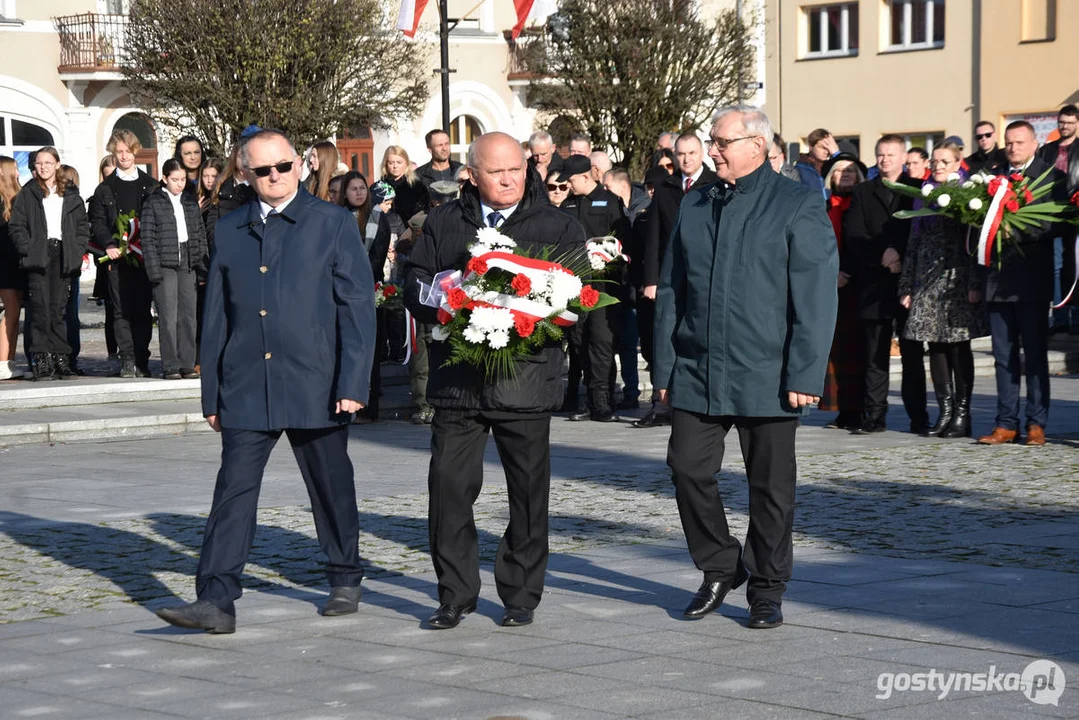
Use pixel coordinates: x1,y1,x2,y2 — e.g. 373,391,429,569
88,171,159,254
9,182,90,274
416,160,464,189
382,174,429,227
205,177,256,249
201,187,376,430
653,161,838,417
404,167,587,415
140,188,209,284
842,174,921,319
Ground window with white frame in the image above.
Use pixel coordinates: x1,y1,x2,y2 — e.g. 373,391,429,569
803,3,859,57
889,0,944,50
888,132,945,153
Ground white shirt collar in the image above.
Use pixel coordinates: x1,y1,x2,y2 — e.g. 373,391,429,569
1009,158,1034,174
114,167,139,182
259,190,298,222
479,202,518,227
166,189,184,205
682,166,704,185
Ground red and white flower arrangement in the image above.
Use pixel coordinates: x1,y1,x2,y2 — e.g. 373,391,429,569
373,281,402,308
419,229,622,378
885,169,1077,268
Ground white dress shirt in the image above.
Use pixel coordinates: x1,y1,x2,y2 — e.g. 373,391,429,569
42,187,63,240
259,191,298,223
166,190,188,245
479,202,518,227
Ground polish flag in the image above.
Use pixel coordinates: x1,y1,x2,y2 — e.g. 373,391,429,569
397,0,430,38
512,0,557,40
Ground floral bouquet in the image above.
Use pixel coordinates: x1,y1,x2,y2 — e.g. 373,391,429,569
374,281,402,308
884,169,1076,268
417,228,621,379
93,210,142,267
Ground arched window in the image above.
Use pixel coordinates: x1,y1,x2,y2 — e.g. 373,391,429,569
0,115,57,182
449,115,483,165
112,112,159,177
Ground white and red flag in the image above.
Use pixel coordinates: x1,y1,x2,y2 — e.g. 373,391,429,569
397,0,430,38
512,0,557,40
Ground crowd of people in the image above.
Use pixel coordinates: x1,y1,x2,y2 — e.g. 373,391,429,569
0,108,1076,448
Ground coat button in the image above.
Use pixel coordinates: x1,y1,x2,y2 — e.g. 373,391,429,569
259,310,267,317
264,352,272,359
259,265,268,273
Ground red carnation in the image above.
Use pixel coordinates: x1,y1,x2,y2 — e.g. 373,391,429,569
987,177,1005,196
579,285,600,308
383,284,397,297
466,257,489,275
1071,191,1079,207
511,273,532,297
1023,188,1033,204
1004,197,1020,214
1009,173,1024,183
514,314,536,337
448,287,469,310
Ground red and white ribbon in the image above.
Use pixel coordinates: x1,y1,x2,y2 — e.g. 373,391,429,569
976,179,1011,267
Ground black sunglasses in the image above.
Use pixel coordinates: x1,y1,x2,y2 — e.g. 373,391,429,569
246,160,294,177
546,183,569,191
975,132,993,140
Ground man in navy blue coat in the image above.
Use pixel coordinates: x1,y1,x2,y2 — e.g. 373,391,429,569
156,130,376,633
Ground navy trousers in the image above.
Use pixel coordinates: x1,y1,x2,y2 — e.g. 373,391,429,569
196,424,363,615
987,302,1050,431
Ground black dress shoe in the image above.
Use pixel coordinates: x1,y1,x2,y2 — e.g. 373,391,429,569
322,585,362,616
747,598,783,629
500,606,534,627
632,410,671,428
852,420,886,435
180,367,201,379
155,600,236,634
426,602,476,629
591,410,619,422
135,364,153,378
615,398,640,411
119,361,138,379
568,410,591,422
683,564,749,619
163,368,182,380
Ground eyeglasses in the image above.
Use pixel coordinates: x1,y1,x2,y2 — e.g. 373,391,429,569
546,183,569,191
705,136,758,150
975,132,994,140
246,161,294,177
929,158,959,167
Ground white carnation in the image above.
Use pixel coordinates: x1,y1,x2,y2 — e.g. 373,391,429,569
474,227,505,246
947,173,961,182
589,255,607,271
921,184,934,197
962,181,975,189
487,330,510,349
469,306,513,332
462,325,487,344
968,198,983,211
970,173,986,185
936,194,951,208
431,324,450,341
469,243,488,257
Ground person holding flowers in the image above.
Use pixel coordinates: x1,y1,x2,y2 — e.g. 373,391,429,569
403,132,586,631
898,142,987,438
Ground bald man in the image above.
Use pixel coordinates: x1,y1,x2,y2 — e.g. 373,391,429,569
404,133,586,629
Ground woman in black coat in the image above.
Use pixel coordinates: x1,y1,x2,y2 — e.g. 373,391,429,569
9,147,89,380
379,145,428,227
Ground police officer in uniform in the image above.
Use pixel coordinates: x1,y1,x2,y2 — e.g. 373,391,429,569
557,154,631,422
155,130,376,633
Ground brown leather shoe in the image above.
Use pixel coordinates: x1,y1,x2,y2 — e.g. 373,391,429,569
977,427,1018,445
1025,425,1046,446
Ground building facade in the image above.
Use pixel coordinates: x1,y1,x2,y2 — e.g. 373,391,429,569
763,0,1076,163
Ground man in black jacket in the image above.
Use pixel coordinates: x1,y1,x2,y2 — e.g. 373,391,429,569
415,129,463,188
404,132,586,630
1036,105,1079,331
89,129,160,378
978,122,1066,447
637,134,718,428
558,154,631,421
843,134,928,434
966,121,1009,175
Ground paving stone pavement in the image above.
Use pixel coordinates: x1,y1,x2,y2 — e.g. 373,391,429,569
0,375,1077,718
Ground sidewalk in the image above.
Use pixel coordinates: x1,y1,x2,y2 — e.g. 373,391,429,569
0,391,1076,718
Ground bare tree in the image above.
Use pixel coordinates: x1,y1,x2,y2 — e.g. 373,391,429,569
521,0,756,176
122,0,431,154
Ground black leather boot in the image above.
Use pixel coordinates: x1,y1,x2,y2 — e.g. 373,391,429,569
52,353,77,379
941,395,971,438
925,379,955,437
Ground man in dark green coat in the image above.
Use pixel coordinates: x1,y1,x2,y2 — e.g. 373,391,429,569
653,107,838,629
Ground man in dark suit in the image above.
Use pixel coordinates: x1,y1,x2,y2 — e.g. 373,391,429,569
637,133,717,428
558,154,632,422
155,130,376,633
404,132,585,630
654,107,837,629
1036,105,1079,332
978,121,1065,447
843,134,928,434
966,121,1009,175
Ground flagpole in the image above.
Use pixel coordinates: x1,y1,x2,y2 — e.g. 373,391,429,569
439,0,451,132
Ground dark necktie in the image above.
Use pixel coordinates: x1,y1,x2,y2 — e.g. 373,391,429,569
684,177,692,193
487,211,503,228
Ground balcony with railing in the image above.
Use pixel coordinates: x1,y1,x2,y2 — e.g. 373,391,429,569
54,13,129,75
503,28,551,82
